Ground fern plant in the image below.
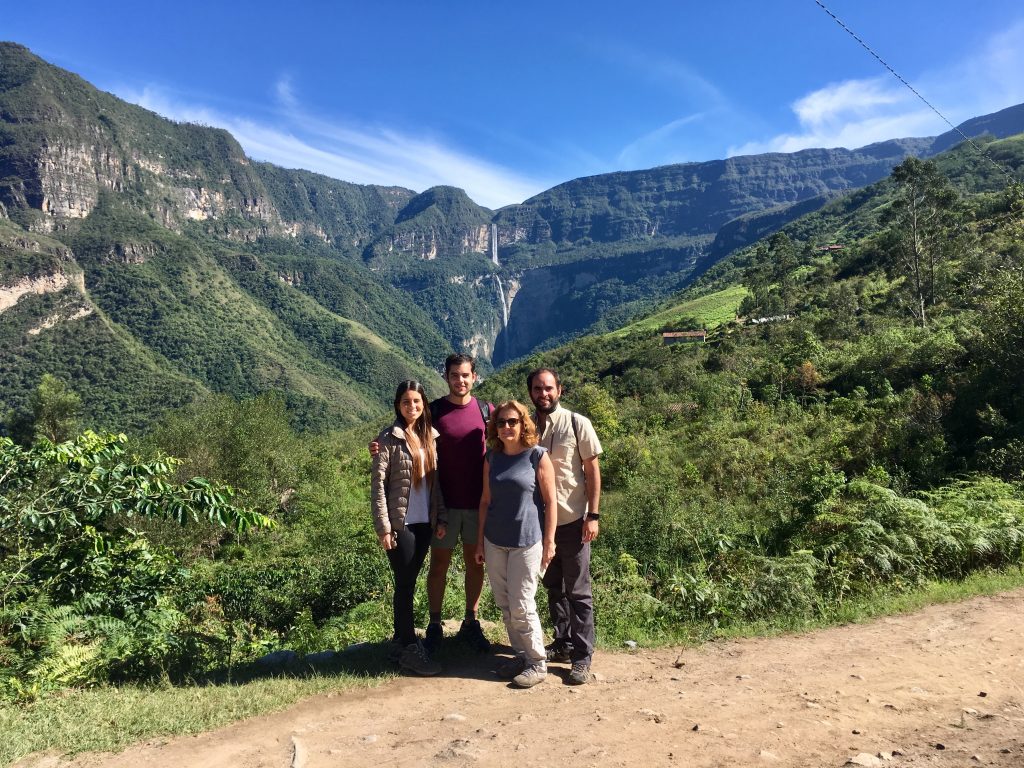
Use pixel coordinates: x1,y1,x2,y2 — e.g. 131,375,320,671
0,431,274,698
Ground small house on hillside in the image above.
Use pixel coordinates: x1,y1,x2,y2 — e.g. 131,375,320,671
662,330,707,345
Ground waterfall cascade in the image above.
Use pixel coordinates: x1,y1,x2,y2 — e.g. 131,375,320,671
494,274,508,328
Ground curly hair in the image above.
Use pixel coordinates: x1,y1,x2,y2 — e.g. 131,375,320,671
486,400,538,452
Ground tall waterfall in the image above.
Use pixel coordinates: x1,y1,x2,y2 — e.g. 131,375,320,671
490,224,499,266
494,274,508,328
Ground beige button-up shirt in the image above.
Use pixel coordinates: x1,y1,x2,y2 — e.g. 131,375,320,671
536,405,602,526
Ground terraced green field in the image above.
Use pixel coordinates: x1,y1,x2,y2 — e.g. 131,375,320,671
608,284,748,337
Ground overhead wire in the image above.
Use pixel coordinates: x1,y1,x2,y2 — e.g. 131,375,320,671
812,0,1019,185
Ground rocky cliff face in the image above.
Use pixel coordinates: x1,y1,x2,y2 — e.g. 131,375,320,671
0,44,412,250
491,140,933,254
4,41,1024,423
366,186,494,262
493,243,703,365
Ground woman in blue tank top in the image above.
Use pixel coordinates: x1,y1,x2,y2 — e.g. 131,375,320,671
474,400,556,688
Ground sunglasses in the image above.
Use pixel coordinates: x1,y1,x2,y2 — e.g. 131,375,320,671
495,417,521,428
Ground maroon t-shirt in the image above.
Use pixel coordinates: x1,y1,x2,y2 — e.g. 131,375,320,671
432,397,491,509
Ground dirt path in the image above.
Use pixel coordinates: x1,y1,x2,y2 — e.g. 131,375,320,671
19,590,1024,768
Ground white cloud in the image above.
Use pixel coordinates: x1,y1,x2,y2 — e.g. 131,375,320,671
616,112,708,168
274,75,297,111
792,79,902,130
599,42,728,109
730,20,1024,157
119,85,547,209
730,77,941,156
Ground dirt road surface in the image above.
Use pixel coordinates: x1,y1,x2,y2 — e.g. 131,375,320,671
17,590,1024,768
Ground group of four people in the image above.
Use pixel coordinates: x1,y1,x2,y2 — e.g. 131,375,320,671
370,354,602,688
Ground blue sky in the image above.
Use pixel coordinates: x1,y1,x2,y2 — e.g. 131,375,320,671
6,1,1024,208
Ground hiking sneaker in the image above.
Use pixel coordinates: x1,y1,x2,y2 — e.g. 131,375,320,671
399,641,441,676
423,621,444,654
545,640,572,663
494,655,526,680
456,619,492,652
512,663,547,688
386,638,403,664
568,660,593,685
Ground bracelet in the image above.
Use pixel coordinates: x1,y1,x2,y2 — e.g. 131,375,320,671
587,513,600,521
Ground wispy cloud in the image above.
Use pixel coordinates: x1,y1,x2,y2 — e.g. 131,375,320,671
616,112,708,168
118,83,547,209
595,42,749,169
600,42,728,109
730,77,938,155
274,75,297,111
730,20,1024,157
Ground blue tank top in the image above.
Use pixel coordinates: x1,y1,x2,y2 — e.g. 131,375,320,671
484,445,546,548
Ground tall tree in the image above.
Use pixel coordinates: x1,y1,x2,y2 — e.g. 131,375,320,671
882,158,961,328
30,374,82,444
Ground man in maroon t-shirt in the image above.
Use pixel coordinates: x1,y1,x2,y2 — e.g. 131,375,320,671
424,354,493,653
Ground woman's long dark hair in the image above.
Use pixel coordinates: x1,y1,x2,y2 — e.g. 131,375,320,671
394,380,436,486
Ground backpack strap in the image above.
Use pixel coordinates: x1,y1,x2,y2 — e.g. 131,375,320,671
429,399,441,424
568,411,587,479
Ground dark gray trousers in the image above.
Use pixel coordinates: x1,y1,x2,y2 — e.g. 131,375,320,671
542,518,595,663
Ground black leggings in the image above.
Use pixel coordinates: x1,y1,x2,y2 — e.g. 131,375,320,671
386,522,433,646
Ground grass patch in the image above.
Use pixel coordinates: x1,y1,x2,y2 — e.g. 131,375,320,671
612,567,1024,649
0,656,394,766
607,284,748,337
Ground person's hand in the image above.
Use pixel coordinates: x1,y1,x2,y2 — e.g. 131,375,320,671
583,518,599,543
368,440,380,457
379,531,395,550
435,524,447,540
541,539,556,570
474,544,486,565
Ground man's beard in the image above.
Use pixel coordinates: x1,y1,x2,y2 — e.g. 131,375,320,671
533,399,558,414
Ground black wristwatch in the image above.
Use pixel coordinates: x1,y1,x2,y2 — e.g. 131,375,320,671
586,513,600,521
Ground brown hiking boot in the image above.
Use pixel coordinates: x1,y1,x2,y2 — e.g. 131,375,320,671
568,660,593,685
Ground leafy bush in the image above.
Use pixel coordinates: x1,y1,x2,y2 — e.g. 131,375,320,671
0,431,272,698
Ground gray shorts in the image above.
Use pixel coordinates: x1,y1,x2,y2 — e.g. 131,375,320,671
433,507,479,550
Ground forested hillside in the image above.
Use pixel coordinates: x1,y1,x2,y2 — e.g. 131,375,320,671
477,135,1024,634
5,42,1024,428
3,120,1022,706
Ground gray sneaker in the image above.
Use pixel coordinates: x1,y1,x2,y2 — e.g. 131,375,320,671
399,641,441,676
512,663,547,688
568,660,593,685
495,656,526,680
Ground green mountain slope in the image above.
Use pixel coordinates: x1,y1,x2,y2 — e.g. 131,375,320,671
0,218,201,427
482,133,1024,484
4,40,1024,430
474,140,1024,638
0,43,445,429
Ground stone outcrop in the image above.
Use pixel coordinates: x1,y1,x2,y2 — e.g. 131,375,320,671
27,305,93,335
0,271,79,313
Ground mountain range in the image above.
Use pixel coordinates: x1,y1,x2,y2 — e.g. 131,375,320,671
2,40,1023,430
